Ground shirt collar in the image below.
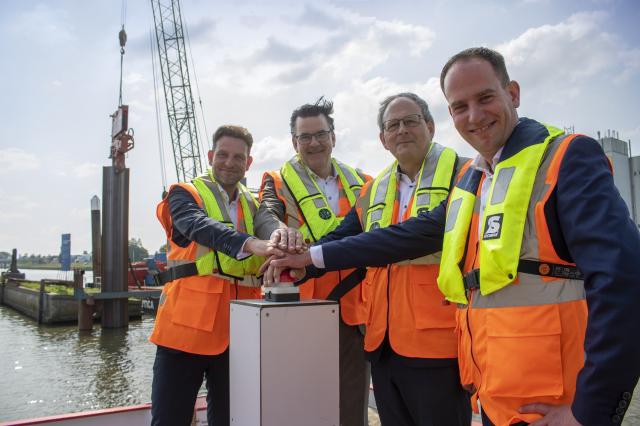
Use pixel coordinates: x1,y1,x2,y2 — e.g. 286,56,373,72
396,161,422,184
471,147,503,176
307,163,337,181
214,180,238,205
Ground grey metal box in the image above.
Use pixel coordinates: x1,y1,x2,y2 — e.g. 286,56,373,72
229,299,340,426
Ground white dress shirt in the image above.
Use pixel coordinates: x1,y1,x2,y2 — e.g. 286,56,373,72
307,166,340,215
470,148,503,237
214,182,251,260
311,166,417,268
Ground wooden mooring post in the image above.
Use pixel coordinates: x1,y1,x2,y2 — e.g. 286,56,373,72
74,269,95,331
38,279,45,324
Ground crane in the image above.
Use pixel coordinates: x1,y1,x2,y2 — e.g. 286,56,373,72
150,0,204,183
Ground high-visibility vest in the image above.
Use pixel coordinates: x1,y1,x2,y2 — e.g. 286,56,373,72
438,120,588,425
357,142,459,358
279,156,365,242
149,172,262,355
261,156,370,324
191,171,264,280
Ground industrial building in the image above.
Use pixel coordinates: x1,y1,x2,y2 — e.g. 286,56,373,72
599,130,640,229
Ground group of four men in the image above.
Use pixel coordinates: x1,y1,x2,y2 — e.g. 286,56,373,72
149,47,640,426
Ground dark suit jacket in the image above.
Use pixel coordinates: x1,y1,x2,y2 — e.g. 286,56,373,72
312,122,640,425
167,186,250,257
254,174,287,240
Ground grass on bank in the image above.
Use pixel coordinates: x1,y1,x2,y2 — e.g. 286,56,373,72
18,281,100,296
14,262,93,271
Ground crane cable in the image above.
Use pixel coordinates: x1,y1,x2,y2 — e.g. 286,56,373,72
118,0,128,107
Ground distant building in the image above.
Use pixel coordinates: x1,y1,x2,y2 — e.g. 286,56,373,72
74,254,92,263
598,131,640,229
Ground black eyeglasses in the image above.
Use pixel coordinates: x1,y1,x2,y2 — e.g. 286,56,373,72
294,130,332,144
383,114,424,133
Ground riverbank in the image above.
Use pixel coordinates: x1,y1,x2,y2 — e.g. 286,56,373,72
0,280,142,324
13,263,92,271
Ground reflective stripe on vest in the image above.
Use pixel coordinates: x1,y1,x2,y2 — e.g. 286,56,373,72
362,142,457,265
191,171,264,282
438,124,572,304
280,156,365,242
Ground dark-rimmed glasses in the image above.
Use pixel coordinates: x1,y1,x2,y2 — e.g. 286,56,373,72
294,130,332,144
383,114,424,133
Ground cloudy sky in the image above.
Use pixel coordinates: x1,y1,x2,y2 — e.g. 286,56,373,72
1,0,638,256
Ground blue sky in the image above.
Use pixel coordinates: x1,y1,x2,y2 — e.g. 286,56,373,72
1,0,638,255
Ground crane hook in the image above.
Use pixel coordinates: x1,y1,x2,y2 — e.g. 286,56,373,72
119,26,127,54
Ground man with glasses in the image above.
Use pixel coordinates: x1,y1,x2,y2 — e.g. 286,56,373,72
255,97,371,426
265,48,640,426
264,93,471,426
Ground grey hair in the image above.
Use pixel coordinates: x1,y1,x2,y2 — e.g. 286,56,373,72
377,92,433,131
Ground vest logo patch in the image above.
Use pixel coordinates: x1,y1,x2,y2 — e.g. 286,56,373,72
318,208,332,220
483,213,503,240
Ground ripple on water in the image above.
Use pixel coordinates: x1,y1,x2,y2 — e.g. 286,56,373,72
0,306,157,422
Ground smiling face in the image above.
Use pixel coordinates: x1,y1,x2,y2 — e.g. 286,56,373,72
210,136,252,189
292,114,335,175
379,97,433,165
444,58,520,161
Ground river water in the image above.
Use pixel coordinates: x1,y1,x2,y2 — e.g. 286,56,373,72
0,269,157,423
0,306,156,422
1,269,639,424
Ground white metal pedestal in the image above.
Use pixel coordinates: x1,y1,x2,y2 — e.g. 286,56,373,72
230,299,339,426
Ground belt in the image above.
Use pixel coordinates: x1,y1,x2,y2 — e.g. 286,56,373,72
462,260,583,291
157,263,199,285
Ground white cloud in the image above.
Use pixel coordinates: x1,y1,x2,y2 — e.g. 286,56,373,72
0,193,39,222
201,6,435,96
124,72,146,89
497,11,638,103
52,80,63,87
614,48,640,84
0,148,40,174
7,4,75,45
248,135,294,184
72,162,101,179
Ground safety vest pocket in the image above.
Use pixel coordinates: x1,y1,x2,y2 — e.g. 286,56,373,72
171,279,224,332
411,274,457,329
484,304,563,398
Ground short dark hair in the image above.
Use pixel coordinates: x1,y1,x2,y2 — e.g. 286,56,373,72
440,47,511,92
289,97,335,134
377,92,434,132
212,125,254,152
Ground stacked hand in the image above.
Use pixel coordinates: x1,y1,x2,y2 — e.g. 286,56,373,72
244,228,308,258
269,228,307,254
258,228,314,286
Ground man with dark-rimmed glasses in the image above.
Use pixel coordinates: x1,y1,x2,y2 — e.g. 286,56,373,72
254,97,371,425
263,93,471,425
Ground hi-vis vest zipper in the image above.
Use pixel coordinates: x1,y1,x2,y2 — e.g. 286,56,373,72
189,171,264,282
438,124,566,304
281,156,365,241
362,142,456,265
